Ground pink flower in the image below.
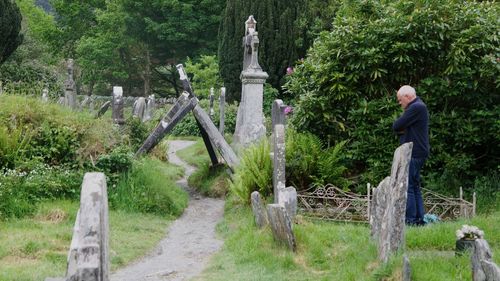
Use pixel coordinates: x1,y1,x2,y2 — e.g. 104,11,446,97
286,67,294,75
284,106,293,115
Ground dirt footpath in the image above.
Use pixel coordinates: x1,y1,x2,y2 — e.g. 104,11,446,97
110,140,224,281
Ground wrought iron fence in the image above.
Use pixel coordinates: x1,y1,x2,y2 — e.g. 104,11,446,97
297,184,475,222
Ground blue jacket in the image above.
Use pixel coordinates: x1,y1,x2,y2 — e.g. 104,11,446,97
392,97,430,158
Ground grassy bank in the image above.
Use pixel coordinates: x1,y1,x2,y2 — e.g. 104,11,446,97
0,200,172,280
195,199,499,281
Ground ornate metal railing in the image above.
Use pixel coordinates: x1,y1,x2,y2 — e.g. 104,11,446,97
297,184,370,222
297,184,475,222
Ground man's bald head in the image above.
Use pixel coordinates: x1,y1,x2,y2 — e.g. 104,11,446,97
397,85,416,109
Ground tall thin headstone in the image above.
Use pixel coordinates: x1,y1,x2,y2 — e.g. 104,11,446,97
233,15,268,150
112,86,125,125
144,94,155,122
64,59,77,110
209,87,215,119
219,87,226,135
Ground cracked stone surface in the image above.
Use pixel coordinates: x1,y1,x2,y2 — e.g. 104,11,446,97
111,140,224,281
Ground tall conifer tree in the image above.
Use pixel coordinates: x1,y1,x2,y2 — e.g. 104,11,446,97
0,0,23,64
218,0,302,101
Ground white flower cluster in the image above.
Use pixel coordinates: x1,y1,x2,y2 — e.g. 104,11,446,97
456,224,484,240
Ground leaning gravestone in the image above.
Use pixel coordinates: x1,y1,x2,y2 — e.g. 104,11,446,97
112,86,125,125
45,172,110,281
370,176,390,239
472,238,500,281
251,191,268,228
233,15,268,150
267,204,296,251
373,142,413,263
96,101,111,118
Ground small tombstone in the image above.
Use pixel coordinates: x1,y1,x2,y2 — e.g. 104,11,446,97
112,86,125,125
370,177,390,239
472,238,500,281
267,204,296,251
57,96,65,105
403,255,412,281
132,97,146,120
42,88,49,103
219,87,226,135
209,87,215,119
80,95,91,109
96,101,111,118
277,186,297,221
251,191,268,228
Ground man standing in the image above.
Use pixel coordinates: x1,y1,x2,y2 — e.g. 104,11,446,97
393,85,430,226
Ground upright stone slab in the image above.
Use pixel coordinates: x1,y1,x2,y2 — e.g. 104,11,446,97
144,94,155,122
132,97,146,120
251,191,268,228
403,255,412,281
273,124,286,203
378,142,413,263
64,59,77,110
272,99,286,128
472,238,500,281
111,86,125,125
267,204,296,251
46,172,109,281
42,88,49,102
219,87,226,135
233,15,268,150
209,87,215,119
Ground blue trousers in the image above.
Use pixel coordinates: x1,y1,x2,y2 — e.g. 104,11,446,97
406,157,426,225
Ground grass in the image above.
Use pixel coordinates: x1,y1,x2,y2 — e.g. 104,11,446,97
0,200,172,280
176,138,230,197
193,195,500,281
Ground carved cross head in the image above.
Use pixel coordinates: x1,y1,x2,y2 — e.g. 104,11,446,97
245,15,257,36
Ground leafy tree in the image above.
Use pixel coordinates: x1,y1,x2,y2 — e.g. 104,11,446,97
184,55,222,99
0,0,23,64
285,0,500,191
50,0,105,56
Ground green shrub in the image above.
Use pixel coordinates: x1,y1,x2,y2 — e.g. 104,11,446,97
285,0,500,192
95,146,133,185
230,139,272,203
110,158,187,216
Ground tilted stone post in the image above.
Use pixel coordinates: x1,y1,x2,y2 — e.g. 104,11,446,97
251,191,268,228
374,142,413,263
111,86,125,125
267,204,296,251
219,87,226,135
96,101,111,118
233,15,268,150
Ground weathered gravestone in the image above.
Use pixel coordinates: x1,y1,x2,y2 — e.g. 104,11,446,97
45,172,110,281
233,15,268,150
472,238,500,281
143,94,155,122
111,86,125,125
403,255,412,281
209,87,215,119
273,124,286,202
251,191,268,228
370,142,413,263
219,87,226,135
132,97,146,120
267,204,296,251
64,59,77,110
42,88,49,103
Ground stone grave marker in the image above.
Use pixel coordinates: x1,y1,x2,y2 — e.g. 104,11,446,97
132,97,146,120
219,87,226,135
267,204,296,251
112,86,125,125
64,58,77,110
251,191,268,228
472,238,500,281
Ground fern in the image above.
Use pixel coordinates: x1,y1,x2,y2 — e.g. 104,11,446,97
229,139,272,204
